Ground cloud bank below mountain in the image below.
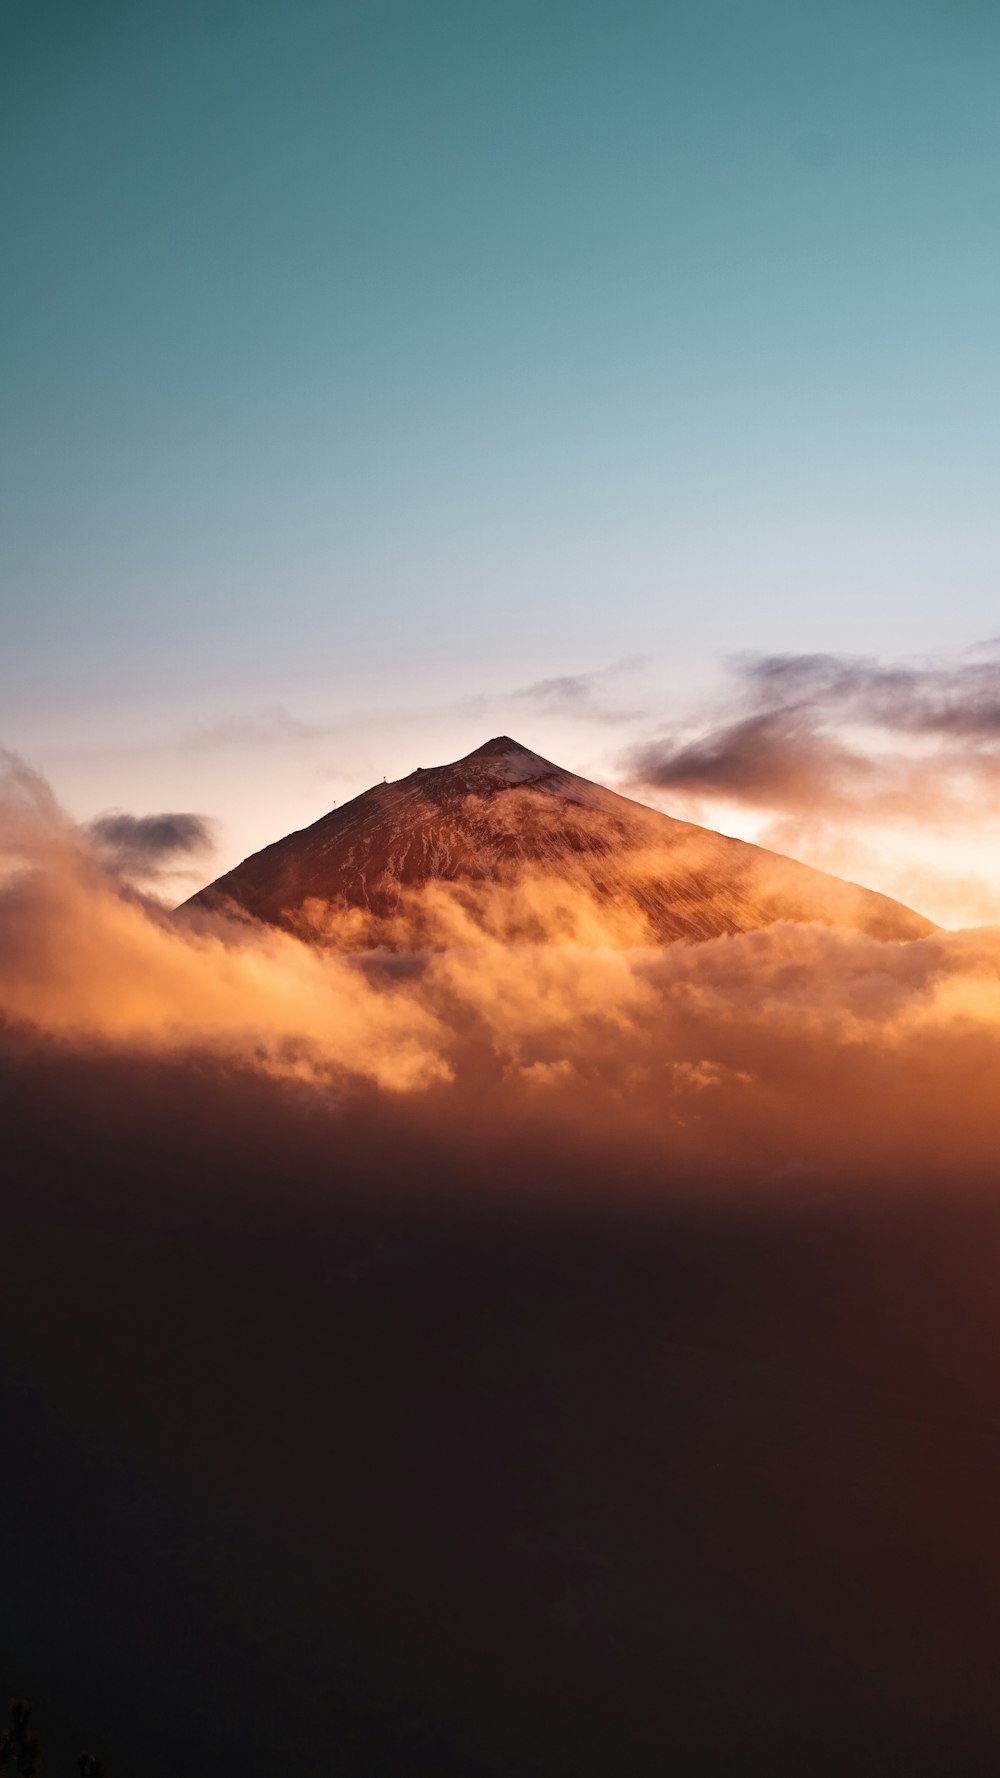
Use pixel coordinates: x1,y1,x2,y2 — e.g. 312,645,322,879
2,751,999,1198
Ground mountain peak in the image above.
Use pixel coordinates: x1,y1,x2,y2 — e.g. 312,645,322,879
182,737,935,945
468,735,528,753
440,735,560,789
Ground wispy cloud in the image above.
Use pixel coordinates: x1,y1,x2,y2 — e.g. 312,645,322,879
178,707,336,752
510,657,649,724
629,650,1000,824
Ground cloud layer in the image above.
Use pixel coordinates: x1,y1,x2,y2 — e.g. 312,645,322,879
6,753,1000,1777
3,751,1000,1196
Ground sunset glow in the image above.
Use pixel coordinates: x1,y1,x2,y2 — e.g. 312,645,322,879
5,4,1000,1774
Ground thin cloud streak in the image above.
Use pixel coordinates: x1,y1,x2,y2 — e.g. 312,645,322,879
178,707,337,752
629,650,1000,825
511,657,650,725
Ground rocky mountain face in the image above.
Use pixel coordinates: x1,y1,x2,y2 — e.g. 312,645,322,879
181,736,934,944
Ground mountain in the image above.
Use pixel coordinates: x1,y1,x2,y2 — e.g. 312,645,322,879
181,736,934,944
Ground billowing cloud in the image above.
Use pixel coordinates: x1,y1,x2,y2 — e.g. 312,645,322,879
8,752,1000,1776
3,751,1000,1196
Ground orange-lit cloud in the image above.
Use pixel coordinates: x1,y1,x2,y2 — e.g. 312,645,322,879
4,751,1000,1198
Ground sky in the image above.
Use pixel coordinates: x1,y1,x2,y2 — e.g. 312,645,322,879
3,0,999,918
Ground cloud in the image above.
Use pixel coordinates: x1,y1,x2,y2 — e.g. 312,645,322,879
629,650,1000,825
511,658,648,724
0,757,446,1094
6,755,1000,1778
737,653,1000,739
177,706,336,751
3,750,1000,1196
86,810,215,876
11,955,1000,1778
632,709,873,812
0,746,66,837
516,673,605,711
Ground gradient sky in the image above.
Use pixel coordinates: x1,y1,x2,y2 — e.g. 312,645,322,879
3,0,999,910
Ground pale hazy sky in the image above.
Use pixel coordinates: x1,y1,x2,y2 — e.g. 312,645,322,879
3,0,999,916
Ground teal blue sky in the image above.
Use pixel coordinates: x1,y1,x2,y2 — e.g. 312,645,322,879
3,0,999,905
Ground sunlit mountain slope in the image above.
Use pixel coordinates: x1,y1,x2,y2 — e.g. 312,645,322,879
182,736,933,944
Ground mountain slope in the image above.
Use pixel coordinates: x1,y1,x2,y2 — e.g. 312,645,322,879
181,736,934,944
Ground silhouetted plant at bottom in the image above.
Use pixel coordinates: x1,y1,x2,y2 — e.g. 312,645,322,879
0,1699,109,1777
0,1702,40,1778
77,1755,109,1778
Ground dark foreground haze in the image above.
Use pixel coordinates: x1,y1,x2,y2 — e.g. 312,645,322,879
5,757,1000,1774
7,1041,1000,1777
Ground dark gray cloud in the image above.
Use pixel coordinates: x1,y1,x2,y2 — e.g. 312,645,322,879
87,810,215,874
635,708,874,810
738,653,1000,738
630,651,1000,821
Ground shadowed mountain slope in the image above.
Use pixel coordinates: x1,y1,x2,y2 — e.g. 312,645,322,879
181,737,934,943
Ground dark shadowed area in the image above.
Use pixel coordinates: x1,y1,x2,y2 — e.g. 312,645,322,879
6,1031,1000,1778
5,752,1000,1774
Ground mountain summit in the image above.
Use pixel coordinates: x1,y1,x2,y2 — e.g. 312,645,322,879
181,736,933,943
